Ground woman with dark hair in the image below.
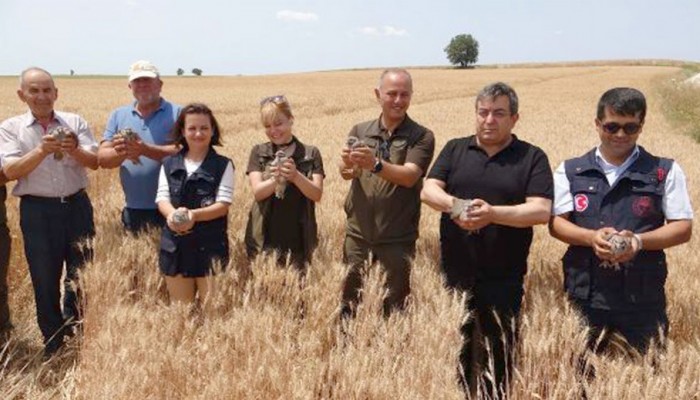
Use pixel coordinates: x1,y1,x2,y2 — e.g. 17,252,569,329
245,95,324,270
156,103,234,308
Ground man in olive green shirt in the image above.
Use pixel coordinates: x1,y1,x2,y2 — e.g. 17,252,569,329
339,69,435,316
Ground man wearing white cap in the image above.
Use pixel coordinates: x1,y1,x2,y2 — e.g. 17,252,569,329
98,60,181,233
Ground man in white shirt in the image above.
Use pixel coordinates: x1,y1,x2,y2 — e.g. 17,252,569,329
0,67,98,357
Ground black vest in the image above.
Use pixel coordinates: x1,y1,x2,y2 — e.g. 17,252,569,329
563,147,672,310
160,149,231,256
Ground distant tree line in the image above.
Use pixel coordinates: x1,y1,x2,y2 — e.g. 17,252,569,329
176,68,203,76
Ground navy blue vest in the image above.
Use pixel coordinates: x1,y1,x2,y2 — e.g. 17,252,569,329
160,149,231,260
563,146,672,310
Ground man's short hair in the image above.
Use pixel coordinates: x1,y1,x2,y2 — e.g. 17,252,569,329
18,67,53,88
377,68,413,91
596,87,647,123
476,82,519,115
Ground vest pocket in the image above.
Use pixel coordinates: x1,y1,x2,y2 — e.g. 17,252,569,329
563,253,592,300
389,138,408,164
623,256,667,305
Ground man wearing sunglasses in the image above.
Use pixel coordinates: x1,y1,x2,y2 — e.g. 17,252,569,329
550,87,693,355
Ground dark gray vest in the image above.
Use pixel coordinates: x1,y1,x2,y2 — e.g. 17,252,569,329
563,147,672,310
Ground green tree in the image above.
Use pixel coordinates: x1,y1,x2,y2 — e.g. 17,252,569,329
192,68,203,76
444,34,479,68
176,68,184,76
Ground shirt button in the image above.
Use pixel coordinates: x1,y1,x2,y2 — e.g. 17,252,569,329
600,221,605,225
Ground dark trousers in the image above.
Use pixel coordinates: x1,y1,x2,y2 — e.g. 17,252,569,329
20,192,94,348
341,235,415,317
121,207,164,234
459,280,524,398
0,222,11,333
573,299,668,354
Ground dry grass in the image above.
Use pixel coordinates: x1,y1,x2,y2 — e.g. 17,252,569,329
655,67,700,143
0,65,698,399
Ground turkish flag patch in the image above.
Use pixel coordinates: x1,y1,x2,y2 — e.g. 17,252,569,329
657,167,666,182
574,194,589,212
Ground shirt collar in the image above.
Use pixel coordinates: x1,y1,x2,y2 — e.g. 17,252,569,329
130,98,164,115
467,133,519,152
23,110,59,128
377,114,411,137
595,145,640,171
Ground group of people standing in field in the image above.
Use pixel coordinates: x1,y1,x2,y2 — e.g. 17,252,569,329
0,61,693,397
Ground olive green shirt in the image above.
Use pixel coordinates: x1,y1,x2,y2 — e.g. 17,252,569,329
244,137,325,262
344,114,435,244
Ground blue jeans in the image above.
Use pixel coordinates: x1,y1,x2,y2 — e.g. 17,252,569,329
20,191,94,348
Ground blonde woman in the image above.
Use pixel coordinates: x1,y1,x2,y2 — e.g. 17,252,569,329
245,95,324,270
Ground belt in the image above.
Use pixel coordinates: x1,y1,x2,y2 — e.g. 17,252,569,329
22,189,86,204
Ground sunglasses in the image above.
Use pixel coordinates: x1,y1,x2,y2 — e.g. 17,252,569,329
260,95,287,106
600,121,642,135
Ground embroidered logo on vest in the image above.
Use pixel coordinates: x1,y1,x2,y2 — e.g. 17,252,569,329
574,194,589,212
632,196,653,217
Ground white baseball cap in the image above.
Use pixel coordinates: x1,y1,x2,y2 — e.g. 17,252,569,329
128,60,160,82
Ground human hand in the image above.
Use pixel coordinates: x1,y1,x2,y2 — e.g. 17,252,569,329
280,157,299,183
124,135,144,162
340,147,354,168
60,132,79,155
610,230,641,263
268,164,282,180
454,198,494,231
40,134,62,157
349,146,375,170
590,227,618,261
112,136,128,156
167,207,194,234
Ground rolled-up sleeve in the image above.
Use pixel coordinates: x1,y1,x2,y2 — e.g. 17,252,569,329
663,161,694,220
0,120,23,165
405,130,435,176
552,161,573,215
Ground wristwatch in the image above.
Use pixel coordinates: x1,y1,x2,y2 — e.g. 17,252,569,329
371,158,383,174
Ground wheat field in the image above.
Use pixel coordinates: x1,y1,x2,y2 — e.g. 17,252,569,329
0,65,698,399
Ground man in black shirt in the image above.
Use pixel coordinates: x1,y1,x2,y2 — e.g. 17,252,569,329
421,82,553,398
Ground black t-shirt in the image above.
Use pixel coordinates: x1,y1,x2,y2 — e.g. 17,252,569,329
427,135,553,288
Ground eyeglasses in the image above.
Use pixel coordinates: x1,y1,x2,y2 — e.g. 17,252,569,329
600,121,642,135
260,95,287,106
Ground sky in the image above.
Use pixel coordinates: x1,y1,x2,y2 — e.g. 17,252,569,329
1,0,699,77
